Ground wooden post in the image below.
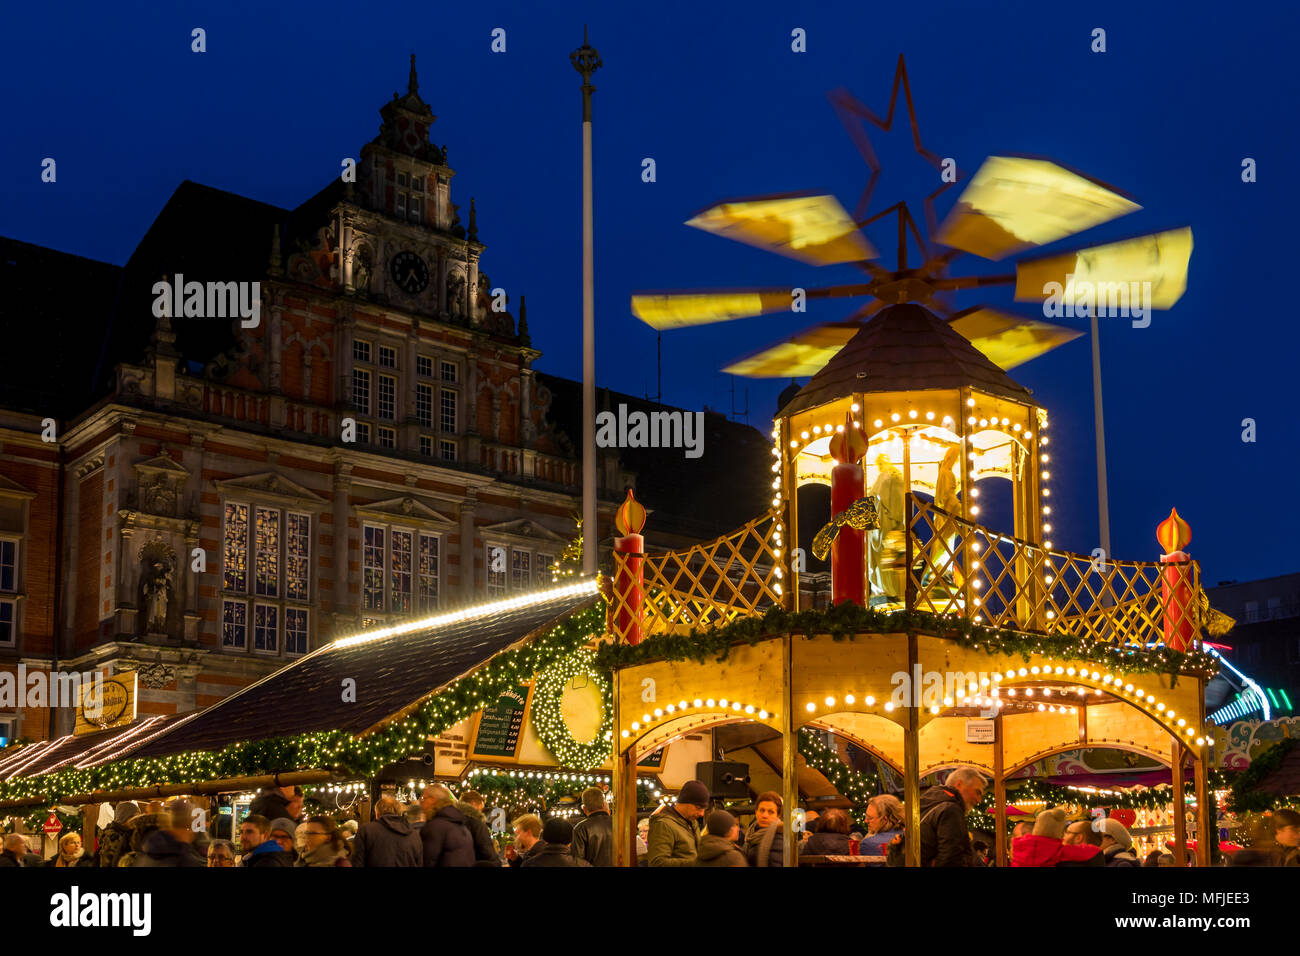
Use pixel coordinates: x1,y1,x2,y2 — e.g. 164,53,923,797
903,631,921,867
1194,686,1213,868
993,714,1006,867
1171,740,1187,866
782,418,799,613
611,668,637,867
781,634,798,867
82,803,98,859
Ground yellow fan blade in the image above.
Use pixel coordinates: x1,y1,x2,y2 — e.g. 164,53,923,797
686,193,878,266
721,323,860,378
937,156,1140,261
1014,227,1193,309
947,307,1084,370
630,290,795,330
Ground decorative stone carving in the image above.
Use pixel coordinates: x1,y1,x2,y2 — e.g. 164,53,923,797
116,660,176,689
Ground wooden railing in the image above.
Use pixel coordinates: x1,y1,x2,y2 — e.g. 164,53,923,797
604,497,1202,648
906,495,1201,646
607,509,785,642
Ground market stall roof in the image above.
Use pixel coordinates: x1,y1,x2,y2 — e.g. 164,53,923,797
1254,741,1300,797
118,585,598,763
0,714,191,781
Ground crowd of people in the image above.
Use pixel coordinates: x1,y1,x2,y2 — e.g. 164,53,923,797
2,765,1296,868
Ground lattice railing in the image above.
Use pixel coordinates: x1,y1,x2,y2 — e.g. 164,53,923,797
607,509,785,642
906,495,1201,646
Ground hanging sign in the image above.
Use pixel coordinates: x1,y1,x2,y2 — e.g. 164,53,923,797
471,685,532,760
43,812,62,835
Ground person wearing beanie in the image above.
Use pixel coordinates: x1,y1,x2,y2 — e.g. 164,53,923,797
239,814,294,867
269,818,299,854
1011,808,1103,867
648,780,708,867
1098,818,1139,867
522,817,591,867
697,810,747,867
136,799,205,867
572,787,613,867
95,800,140,869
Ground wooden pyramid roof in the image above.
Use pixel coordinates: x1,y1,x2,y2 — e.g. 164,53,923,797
777,303,1039,419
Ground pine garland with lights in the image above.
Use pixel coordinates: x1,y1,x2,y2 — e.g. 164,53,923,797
0,602,609,808
530,648,613,770
595,601,1218,680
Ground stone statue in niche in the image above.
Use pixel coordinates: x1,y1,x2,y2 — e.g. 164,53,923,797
137,540,177,636
446,271,466,315
353,244,373,293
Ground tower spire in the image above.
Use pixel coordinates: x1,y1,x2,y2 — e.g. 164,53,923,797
408,53,419,96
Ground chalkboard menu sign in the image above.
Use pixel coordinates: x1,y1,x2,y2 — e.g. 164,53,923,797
638,746,667,769
471,686,531,760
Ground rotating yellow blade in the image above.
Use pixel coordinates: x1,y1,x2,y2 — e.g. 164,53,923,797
946,306,1084,370
937,156,1141,261
631,289,798,330
686,193,878,266
721,323,861,378
1014,227,1193,309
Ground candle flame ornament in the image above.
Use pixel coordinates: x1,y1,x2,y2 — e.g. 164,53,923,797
1156,507,1191,555
615,488,647,536
828,412,867,463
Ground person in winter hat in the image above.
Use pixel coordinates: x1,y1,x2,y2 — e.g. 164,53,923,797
239,814,294,867
697,810,747,867
1011,808,1103,867
268,818,298,853
118,810,170,867
351,796,422,867
648,780,708,867
1098,818,1140,867
522,818,591,867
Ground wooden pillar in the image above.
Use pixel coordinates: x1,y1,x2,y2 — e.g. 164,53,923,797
781,634,798,867
780,417,798,613
1194,684,1213,868
957,388,973,618
82,803,98,857
1171,740,1188,866
993,714,1007,867
611,669,637,867
903,631,921,867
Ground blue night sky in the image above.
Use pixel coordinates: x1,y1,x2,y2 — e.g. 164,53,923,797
2,0,1296,584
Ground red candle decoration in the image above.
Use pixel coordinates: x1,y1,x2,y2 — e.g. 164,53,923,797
828,412,867,606
1156,508,1194,650
613,489,647,644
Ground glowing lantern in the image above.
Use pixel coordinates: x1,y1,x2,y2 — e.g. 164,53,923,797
1157,508,1193,650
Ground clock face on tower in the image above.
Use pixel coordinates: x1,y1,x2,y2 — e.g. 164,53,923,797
389,251,430,294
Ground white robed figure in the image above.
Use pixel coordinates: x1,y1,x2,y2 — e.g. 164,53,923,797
867,452,905,605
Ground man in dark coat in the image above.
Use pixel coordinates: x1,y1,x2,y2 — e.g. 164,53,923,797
506,814,544,867
351,796,422,867
137,799,205,867
647,781,708,867
239,814,294,867
457,790,501,866
697,810,747,867
522,818,591,867
0,833,29,866
419,785,475,867
249,785,302,823
891,767,986,867
572,787,613,867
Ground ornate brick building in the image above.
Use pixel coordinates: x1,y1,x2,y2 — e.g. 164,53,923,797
0,60,770,744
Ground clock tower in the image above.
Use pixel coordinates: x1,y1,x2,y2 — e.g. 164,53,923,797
341,54,490,326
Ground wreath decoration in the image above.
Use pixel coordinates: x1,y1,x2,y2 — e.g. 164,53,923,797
531,648,612,770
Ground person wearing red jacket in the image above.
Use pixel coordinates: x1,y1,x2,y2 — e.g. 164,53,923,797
1011,808,1103,867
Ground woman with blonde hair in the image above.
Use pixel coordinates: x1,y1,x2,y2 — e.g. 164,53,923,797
860,794,904,865
44,832,93,868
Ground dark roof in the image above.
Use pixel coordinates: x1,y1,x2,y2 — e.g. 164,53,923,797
126,589,596,760
0,714,190,781
0,237,124,418
777,303,1037,419
1257,741,1300,797
536,373,773,540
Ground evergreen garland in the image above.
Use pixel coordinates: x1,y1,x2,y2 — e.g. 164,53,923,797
595,601,1217,681
0,602,607,809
